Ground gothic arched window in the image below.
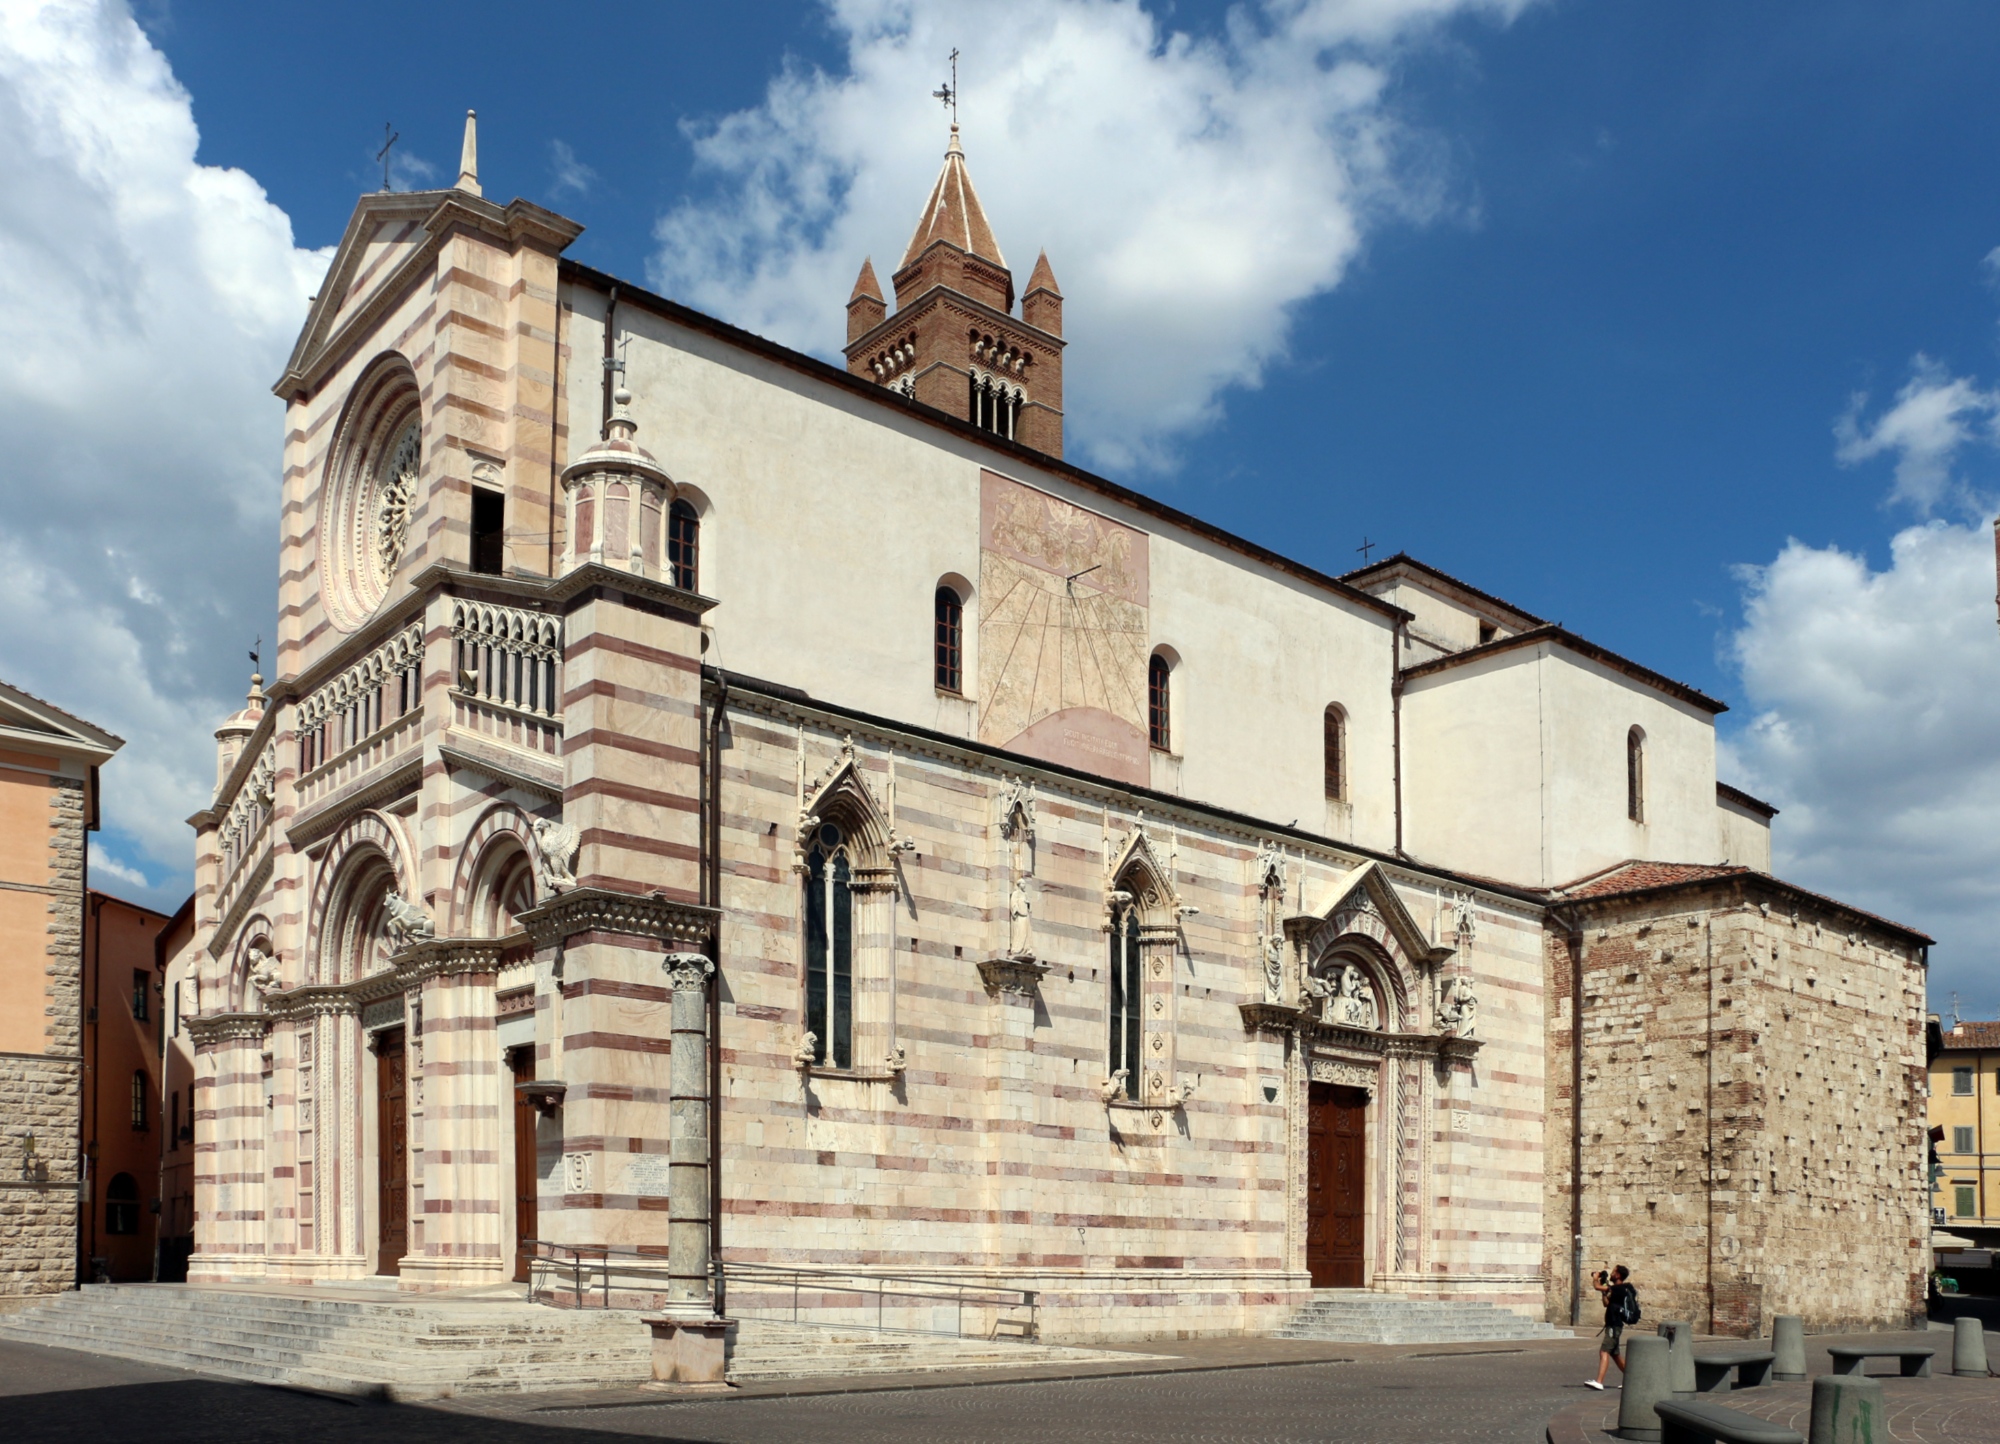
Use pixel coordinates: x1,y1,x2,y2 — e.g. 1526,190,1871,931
1626,726,1646,823
1148,654,1172,752
803,823,854,1069
934,586,963,693
1107,904,1141,1100
1323,704,1347,801
668,499,699,592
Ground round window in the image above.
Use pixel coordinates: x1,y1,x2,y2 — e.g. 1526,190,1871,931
320,361,422,633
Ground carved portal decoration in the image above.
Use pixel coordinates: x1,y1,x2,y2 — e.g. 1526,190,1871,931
383,892,436,951
321,355,424,633
797,735,895,874
1308,1057,1377,1091
1437,974,1478,1038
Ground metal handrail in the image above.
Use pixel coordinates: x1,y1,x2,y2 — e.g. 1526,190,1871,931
514,1243,1038,1339
720,1260,1038,1341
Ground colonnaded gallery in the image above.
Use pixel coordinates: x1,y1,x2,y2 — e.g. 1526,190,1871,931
179,114,1933,1340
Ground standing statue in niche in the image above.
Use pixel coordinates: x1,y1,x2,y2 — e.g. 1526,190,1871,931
1262,934,1285,1005
1007,873,1034,958
1438,974,1478,1038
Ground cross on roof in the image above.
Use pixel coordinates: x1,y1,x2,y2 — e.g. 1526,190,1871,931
1356,537,1376,564
375,122,399,192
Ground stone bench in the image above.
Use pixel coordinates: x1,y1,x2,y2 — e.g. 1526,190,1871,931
1826,1345,1933,1377
1653,1399,1803,1444
1691,1348,1775,1393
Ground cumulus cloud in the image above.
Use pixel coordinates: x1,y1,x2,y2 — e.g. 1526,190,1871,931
652,0,1537,471
0,0,328,906
1834,356,2000,515
1725,520,2000,1013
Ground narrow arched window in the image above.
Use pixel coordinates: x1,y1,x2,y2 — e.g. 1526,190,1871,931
105,1171,139,1235
1627,726,1645,823
1148,654,1172,751
934,586,963,693
1107,903,1141,1100
1323,704,1347,800
668,499,699,592
803,823,853,1069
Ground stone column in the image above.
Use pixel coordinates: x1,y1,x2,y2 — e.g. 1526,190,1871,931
662,951,715,1313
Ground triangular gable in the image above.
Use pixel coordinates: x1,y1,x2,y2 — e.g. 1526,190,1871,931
275,191,583,399
798,739,893,865
1105,822,1178,914
1297,860,1453,971
0,679,121,761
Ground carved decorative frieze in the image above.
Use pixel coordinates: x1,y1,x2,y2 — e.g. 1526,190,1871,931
516,886,717,950
1308,1057,1378,1091
186,1012,271,1045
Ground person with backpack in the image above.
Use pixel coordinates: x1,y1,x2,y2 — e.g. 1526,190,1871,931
1586,1265,1638,1390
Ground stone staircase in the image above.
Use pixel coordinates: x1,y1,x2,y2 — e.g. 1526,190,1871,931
0,1284,1127,1399
1274,1289,1572,1344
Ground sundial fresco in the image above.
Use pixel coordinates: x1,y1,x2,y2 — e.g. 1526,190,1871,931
978,471,1152,785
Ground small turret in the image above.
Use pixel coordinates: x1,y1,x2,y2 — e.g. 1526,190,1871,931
847,258,886,345
1022,251,1062,338
213,673,265,793
456,110,480,196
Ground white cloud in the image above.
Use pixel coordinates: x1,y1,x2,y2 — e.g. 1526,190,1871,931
1834,356,2000,515
1726,520,2000,1015
550,139,596,198
0,0,329,900
652,0,1537,472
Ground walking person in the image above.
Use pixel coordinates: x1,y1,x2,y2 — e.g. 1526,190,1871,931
1586,1265,1637,1390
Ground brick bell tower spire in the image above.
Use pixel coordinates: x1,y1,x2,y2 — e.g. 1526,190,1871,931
845,113,1065,456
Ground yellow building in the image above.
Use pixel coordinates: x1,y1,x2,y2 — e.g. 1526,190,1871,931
1928,1018,2000,1237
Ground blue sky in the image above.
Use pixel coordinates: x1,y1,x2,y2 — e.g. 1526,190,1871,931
5,0,1998,1009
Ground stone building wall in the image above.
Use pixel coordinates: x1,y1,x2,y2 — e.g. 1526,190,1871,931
0,776,86,1309
1543,876,1928,1335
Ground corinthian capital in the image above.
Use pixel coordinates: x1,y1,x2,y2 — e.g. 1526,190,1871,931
662,951,715,991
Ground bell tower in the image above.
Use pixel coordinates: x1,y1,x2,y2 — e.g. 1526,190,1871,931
844,125,1065,457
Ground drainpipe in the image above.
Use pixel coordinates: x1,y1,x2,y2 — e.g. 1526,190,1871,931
1705,909,1716,1334
1557,902,1585,1327
82,889,102,1285
705,670,728,1314
1391,617,1406,858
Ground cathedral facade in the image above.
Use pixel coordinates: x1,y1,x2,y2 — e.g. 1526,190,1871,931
180,115,1931,1340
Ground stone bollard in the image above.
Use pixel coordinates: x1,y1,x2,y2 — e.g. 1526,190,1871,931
1952,1315,1991,1377
1808,1373,1882,1444
1772,1314,1807,1381
1657,1320,1697,1399
1617,1334,1672,1441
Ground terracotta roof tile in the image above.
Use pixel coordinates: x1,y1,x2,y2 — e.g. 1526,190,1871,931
900,126,1006,272
1547,859,1932,946
1939,1022,2000,1051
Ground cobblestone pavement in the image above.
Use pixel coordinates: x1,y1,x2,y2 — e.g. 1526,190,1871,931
1546,1332,2000,1444
0,1335,1603,1443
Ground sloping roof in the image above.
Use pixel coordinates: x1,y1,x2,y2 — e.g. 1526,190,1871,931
1717,781,1779,819
1938,1021,2000,1051
900,126,1006,271
1025,249,1060,297
1547,859,1932,946
1342,552,1546,630
1401,623,1728,715
849,257,884,304
0,678,123,756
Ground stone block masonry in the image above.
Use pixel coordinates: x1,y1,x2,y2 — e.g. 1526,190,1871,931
1,777,88,1308
1544,873,1928,1335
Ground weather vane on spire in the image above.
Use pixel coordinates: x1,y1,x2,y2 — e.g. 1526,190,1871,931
932,48,959,124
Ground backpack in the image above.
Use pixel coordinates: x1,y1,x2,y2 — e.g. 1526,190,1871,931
1617,1286,1641,1327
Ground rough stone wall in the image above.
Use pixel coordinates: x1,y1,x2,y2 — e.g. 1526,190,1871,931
1546,883,1926,1335
2,777,86,1306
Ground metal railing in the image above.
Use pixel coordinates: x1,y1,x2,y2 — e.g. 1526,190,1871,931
721,1261,1038,1342
515,1243,1039,1341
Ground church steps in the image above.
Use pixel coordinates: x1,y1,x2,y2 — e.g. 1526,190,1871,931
1272,1290,1570,1344
0,1285,1123,1396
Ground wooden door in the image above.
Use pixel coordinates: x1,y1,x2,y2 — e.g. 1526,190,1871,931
1306,1082,1368,1288
376,1028,408,1275
510,1049,538,1283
